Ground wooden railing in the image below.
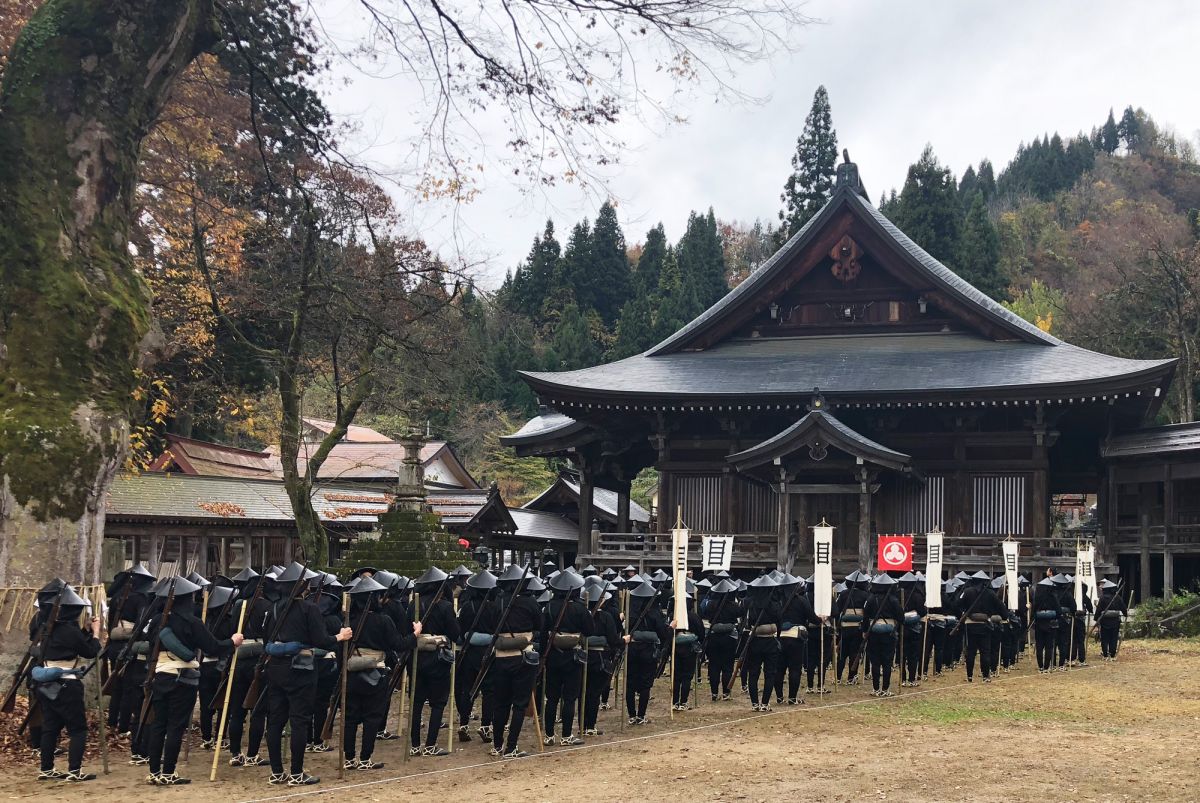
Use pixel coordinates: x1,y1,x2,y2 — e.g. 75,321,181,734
1114,524,1200,548
593,532,777,566
589,531,1099,568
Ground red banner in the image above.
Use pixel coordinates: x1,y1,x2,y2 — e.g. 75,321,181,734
877,534,914,572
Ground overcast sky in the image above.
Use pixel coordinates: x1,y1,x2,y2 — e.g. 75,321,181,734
320,0,1200,290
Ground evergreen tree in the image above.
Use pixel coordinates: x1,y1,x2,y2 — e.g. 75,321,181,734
976,159,996,199
584,202,633,325
890,145,962,266
677,208,727,309
551,302,600,369
634,224,668,296
957,191,1006,300
611,294,655,359
652,247,699,342
958,164,978,209
1118,105,1142,151
779,85,838,236
506,219,562,321
550,219,592,326
1101,108,1120,154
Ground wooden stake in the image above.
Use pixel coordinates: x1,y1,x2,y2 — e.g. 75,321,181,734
210,600,247,782
448,597,457,754
403,595,420,762
338,592,349,779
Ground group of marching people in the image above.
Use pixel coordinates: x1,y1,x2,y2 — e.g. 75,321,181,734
11,559,1128,787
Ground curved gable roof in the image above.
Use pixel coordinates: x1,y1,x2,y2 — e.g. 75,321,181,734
647,181,1057,356
727,409,911,472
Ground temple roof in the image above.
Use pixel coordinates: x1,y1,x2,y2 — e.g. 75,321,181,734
1102,422,1200,459
516,170,1175,407
521,331,1173,403
524,473,651,525
649,182,1058,355
727,409,911,472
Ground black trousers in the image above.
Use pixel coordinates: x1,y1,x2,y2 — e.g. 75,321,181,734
410,655,450,748
311,659,338,745
923,624,946,674
265,663,316,775
988,629,1002,674
226,661,266,757
489,656,535,751
775,635,807,700
1000,626,1018,668
745,637,779,705
544,649,582,736
806,626,832,689
39,680,87,772
146,674,198,776
1035,623,1057,669
1071,617,1088,663
901,628,922,682
456,646,490,728
838,627,863,680
866,632,897,691
198,660,221,740
104,656,124,728
964,624,992,679
705,633,736,696
624,645,656,718
1055,617,1072,666
582,653,611,729
945,627,963,666
119,661,147,744
672,646,698,705
1099,625,1120,657
344,672,388,760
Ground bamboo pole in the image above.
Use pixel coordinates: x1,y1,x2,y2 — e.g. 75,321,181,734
447,597,457,754
403,596,420,762
338,592,348,779
210,600,248,782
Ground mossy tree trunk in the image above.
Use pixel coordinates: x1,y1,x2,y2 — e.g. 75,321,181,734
0,0,218,589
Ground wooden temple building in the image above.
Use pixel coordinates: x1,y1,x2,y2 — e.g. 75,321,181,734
504,159,1180,587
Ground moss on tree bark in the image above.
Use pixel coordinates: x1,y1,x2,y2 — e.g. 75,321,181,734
0,0,218,589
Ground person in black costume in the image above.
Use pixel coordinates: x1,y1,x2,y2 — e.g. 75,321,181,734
198,584,238,749
702,579,743,701
624,580,672,724
581,583,622,732
408,567,461,757
671,584,705,711
226,567,272,769
957,571,1007,682
33,586,101,782
1031,577,1060,672
835,571,870,684
742,574,781,711
488,567,545,757
262,563,352,786
862,574,903,697
541,570,593,745
774,575,818,705
1095,579,1127,660
143,576,244,785
456,570,499,742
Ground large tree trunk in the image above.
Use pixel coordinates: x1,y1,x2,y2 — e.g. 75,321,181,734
0,0,218,591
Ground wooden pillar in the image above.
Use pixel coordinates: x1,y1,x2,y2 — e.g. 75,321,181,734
579,470,595,557
1164,464,1174,547
1163,550,1174,597
149,533,160,575
616,486,631,533
721,469,736,533
795,494,809,559
1139,513,1152,603
858,487,872,571
657,471,672,534
283,532,293,564
243,533,252,571
775,469,788,570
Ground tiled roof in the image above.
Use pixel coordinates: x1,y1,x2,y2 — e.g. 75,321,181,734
728,409,911,471
519,331,1174,401
523,474,650,524
1102,422,1200,459
106,473,382,525
301,417,394,442
508,509,578,543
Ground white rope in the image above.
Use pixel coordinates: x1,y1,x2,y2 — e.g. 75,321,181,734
237,664,1095,803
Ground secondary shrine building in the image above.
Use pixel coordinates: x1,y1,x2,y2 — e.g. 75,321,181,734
503,161,1177,582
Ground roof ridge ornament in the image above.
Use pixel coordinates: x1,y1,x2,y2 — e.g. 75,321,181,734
836,151,869,200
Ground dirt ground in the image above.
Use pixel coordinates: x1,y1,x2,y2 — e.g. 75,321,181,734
3,638,1198,802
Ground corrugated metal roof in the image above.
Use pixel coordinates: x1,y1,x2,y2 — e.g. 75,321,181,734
1103,422,1200,459
301,417,394,442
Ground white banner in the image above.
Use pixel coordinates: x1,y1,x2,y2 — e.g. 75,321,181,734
813,523,834,617
1075,543,1096,613
925,530,943,609
672,527,690,629
701,535,734,573
1002,539,1020,611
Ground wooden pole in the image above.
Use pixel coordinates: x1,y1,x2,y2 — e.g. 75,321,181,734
338,592,349,779
210,600,247,781
818,621,825,694
95,590,110,774
447,597,457,754
403,596,420,762
669,625,677,720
